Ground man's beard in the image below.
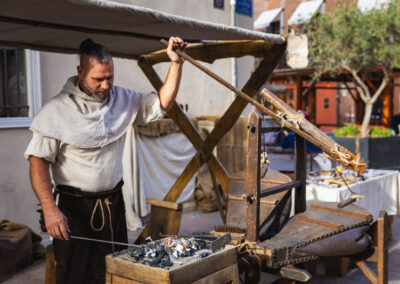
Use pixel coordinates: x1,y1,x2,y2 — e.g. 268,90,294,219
80,79,111,102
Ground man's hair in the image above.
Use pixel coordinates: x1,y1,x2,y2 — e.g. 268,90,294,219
79,38,111,65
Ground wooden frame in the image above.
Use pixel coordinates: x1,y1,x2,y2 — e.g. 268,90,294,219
135,40,286,242
245,111,306,242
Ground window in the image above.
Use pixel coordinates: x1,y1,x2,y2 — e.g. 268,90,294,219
0,49,41,128
214,0,224,9
267,21,281,34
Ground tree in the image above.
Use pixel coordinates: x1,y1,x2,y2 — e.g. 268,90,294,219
306,1,400,137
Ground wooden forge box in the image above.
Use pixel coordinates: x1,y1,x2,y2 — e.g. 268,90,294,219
105,245,239,284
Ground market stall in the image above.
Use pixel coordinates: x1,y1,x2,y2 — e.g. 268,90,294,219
307,169,399,219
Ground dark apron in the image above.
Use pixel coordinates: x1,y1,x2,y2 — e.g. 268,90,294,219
53,180,127,284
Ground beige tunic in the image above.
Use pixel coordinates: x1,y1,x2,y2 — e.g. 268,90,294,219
24,76,164,192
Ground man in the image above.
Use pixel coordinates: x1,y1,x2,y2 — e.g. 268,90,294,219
24,37,186,283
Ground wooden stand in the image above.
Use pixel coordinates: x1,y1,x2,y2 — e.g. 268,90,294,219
135,40,286,243
244,111,307,242
105,245,239,284
45,245,56,284
146,198,183,240
353,211,388,284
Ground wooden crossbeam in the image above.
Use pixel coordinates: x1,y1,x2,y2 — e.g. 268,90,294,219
135,41,285,243
139,41,285,200
138,57,229,197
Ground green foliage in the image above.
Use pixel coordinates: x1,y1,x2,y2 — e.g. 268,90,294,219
306,1,400,78
333,125,359,137
334,125,393,137
369,127,393,137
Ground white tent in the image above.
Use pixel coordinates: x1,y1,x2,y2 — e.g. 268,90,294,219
357,0,391,12
288,0,324,26
253,8,283,30
0,0,284,58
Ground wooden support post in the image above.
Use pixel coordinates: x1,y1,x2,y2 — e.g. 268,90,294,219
296,75,303,111
246,111,261,242
146,199,183,240
295,134,306,214
45,245,56,284
354,210,388,284
378,211,388,284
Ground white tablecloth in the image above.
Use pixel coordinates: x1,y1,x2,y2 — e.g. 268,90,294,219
306,169,400,220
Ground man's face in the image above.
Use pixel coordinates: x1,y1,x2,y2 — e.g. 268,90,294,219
77,56,114,102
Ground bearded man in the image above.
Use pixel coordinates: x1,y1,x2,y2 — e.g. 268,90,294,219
24,37,186,283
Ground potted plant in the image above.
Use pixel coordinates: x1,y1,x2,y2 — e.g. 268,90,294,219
333,125,400,169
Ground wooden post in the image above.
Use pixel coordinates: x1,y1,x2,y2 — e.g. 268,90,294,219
378,211,388,284
146,199,183,240
295,134,306,214
296,75,303,111
246,111,261,242
45,245,56,284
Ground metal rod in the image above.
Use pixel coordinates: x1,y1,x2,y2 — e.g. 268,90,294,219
70,235,138,247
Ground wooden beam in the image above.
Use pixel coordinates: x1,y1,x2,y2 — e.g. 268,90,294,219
310,203,372,220
138,57,230,194
378,211,388,284
300,79,316,100
199,43,287,165
296,215,344,229
356,261,377,283
246,111,261,242
142,40,280,65
259,181,302,198
295,134,306,214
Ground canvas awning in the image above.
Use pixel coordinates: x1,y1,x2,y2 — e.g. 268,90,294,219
357,0,391,12
253,8,283,30
0,0,284,59
288,0,324,26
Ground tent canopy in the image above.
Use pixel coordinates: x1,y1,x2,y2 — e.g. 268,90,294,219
253,8,283,30
288,0,324,26
0,0,284,59
357,0,391,13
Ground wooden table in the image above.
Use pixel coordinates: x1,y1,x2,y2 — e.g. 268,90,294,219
306,169,399,219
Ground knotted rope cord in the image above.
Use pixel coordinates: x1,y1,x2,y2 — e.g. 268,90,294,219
104,198,114,252
90,199,105,231
237,240,263,268
330,147,366,170
334,167,364,201
90,197,115,251
330,148,351,165
277,111,305,129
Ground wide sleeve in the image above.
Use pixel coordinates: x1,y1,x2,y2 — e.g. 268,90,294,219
134,91,166,126
24,132,60,164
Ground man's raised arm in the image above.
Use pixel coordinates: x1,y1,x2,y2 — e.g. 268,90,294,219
158,36,187,112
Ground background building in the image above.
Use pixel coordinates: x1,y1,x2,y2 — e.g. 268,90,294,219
254,0,400,132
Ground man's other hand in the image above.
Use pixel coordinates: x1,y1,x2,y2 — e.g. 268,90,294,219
44,205,70,240
167,36,187,64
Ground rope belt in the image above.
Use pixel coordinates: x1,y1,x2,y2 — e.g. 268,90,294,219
89,197,114,252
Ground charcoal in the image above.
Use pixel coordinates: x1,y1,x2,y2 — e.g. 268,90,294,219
128,236,220,269
197,252,210,259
